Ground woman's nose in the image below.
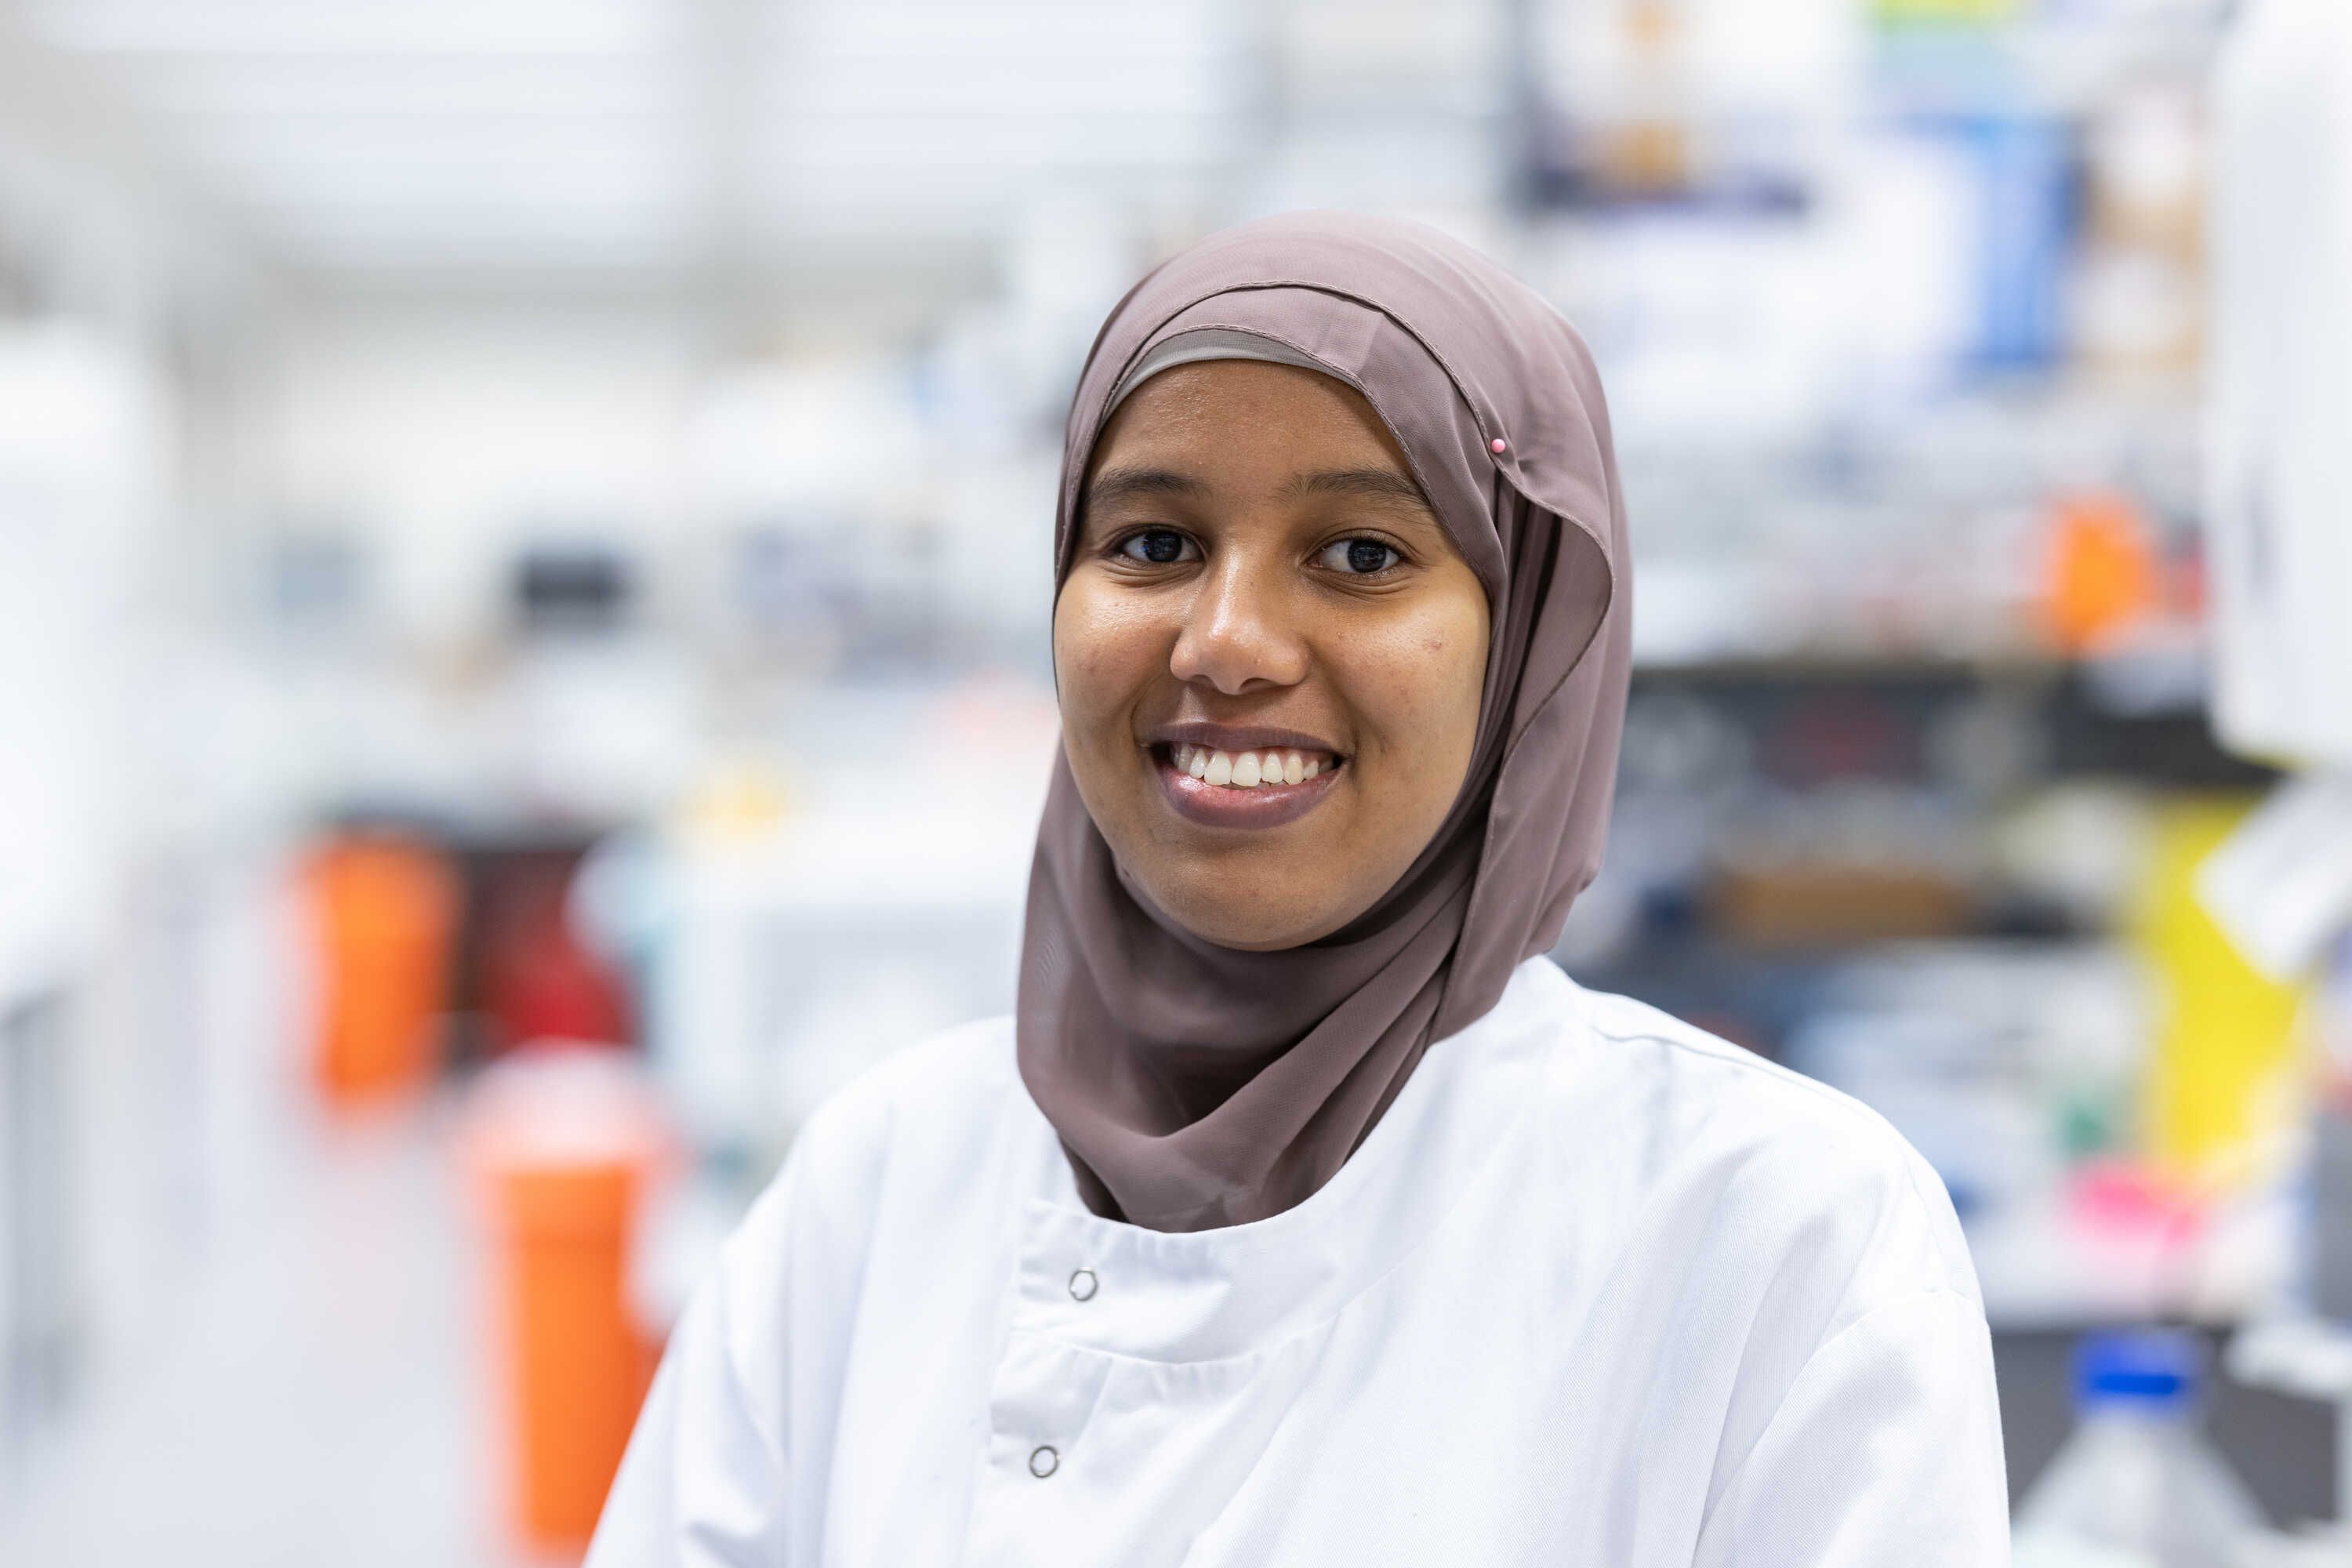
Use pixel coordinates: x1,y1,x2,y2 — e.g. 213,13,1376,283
1167,561,1308,695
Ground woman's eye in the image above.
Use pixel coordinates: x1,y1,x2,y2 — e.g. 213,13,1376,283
1117,528,1193,565
1320,537,1402,575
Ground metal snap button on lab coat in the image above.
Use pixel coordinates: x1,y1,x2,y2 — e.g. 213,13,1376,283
1067,1268,1098,1302
1029,1445,1059,1479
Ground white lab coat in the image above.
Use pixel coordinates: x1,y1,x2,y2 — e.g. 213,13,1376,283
588,956,2009,1566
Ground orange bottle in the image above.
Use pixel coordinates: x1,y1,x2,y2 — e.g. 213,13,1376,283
467,1051,671,1555
2042,490,2162,655
300,831,459,1110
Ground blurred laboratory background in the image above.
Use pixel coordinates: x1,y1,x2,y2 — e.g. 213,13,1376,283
5,0,2352,1561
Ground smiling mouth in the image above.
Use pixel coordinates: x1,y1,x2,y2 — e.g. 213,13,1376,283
1162,742,1341,789
1149,742,1346,830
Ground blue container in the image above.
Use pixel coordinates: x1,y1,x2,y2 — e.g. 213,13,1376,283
2073,1328,2201,1410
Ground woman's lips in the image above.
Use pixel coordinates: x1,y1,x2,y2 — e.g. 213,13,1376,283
1152,743,1343,830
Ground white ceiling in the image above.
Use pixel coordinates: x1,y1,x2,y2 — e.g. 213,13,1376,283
11,0,1258,279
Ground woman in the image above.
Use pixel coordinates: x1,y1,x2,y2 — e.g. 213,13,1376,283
589,213,2009,1565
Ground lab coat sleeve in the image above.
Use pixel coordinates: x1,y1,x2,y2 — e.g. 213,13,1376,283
585,1163,799,1568
1697,1289,2011,1568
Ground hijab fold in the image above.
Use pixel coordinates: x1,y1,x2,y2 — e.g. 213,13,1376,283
1016,213,1634,1232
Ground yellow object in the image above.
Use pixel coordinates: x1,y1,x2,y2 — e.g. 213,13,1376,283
683,760,791,839
1874,0,2019,23
2131,797,2308,1183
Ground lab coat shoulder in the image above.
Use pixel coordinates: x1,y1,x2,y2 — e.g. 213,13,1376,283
1549,983,2007,1560
1566,984,1983,1315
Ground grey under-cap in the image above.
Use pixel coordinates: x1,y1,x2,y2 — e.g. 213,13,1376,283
1101,326,1334,418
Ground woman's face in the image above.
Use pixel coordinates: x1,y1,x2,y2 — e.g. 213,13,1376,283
1054,359,1491,951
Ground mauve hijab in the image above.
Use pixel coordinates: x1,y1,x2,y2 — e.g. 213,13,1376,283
1017,212,1633,1232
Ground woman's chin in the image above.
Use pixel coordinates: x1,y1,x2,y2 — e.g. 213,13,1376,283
1138,877,1351,953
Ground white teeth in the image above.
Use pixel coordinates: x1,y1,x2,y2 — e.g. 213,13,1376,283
1178,743,1337,789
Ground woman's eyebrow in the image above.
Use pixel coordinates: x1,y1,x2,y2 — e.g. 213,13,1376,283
1085,466,1210,510
1276,467,1432,511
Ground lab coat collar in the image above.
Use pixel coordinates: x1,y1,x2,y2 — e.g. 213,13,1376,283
1007,956,1581,1365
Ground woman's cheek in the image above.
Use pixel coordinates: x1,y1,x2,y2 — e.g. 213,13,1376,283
1369,612,1473,728
1348,610,1484,804
1052,583,1119,706
1424,592,1491,706
1056,586,1164,768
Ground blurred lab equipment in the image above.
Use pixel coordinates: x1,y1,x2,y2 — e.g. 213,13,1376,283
2194,0,2352,988
467,833,635,1062
2013,1330,2263,1567
0,988,73,1467
2199,0,2352,1552
2204,0,2352,775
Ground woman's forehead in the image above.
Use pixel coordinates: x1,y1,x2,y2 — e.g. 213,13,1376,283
1087,359,1415,480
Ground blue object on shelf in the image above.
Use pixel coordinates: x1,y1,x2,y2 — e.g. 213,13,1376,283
1896,111,2076,377
2074,1328,2201,1410
1965,113,2074,372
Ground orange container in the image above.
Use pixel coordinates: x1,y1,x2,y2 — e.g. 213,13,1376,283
300,833,459,1110
468,1052,670,1555
2042,489,2162,655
